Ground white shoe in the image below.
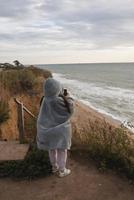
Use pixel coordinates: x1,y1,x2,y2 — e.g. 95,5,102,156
52,166,59,173
59,168,71,178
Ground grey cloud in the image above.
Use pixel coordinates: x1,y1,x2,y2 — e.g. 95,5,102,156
0,33,14,40
0,0,134,53
39,0,134,22
0,0,34,18
36,0,134,48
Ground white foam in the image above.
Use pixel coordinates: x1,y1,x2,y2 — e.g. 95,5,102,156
53,72,134,132
53,73,134,101
80,99,123,122
80,99,134,132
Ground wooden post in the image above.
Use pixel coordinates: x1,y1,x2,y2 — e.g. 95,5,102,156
17,103,25,144
14,98,36,144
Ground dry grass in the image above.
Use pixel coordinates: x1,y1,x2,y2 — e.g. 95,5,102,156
0,100,10,126
72,119,134,181
0,66,52,96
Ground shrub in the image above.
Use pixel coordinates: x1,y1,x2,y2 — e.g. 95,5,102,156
0,145,51,179
71,119,134,181
18,69,36,91
0,69,36,95
27,66,52,79
0,66,52,95
24,117,37,142
85,121,134,180
0,100,10,125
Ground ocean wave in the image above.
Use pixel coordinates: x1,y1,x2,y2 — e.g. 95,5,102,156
80,99,123,121
53,72,134,132
53,73,134,101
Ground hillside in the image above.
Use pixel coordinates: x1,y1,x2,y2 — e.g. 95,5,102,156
0,64,134,199
0,65,52,140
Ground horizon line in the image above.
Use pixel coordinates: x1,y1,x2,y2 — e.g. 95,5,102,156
34,61,134,66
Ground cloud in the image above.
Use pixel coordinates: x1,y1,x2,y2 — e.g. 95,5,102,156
0,0,134,63
0,0,34,18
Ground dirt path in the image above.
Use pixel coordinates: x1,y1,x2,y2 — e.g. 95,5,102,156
0,152,133,200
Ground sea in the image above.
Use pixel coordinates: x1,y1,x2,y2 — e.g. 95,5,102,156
37,63,134,131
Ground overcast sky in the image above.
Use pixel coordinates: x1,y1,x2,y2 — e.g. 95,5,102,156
0,0,134,64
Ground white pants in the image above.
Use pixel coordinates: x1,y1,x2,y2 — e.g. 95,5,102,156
48,149,67,171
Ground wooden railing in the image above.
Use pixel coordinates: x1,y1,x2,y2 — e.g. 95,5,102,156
14,98,36,144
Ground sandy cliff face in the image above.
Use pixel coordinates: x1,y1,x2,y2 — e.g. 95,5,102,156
0,92,42,141
0,98,19,140
1,96,133,143
0,67,51,140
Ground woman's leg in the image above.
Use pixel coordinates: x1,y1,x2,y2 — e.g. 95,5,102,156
48,149,58,171
57,149,67,171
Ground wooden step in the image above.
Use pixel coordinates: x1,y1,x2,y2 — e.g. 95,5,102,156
0,141,29,161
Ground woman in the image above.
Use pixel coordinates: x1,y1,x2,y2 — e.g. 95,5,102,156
37,78,74,177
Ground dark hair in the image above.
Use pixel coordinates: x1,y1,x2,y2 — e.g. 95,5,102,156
40,96,44,106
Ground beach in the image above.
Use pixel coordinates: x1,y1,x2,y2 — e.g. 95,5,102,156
38,63,134,132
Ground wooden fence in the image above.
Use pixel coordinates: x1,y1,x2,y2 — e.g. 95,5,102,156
14,98,36,144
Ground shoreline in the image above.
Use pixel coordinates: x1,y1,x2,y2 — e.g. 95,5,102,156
79,99,134,133
76,100,121,128
70,99,134,150
79,99,121,125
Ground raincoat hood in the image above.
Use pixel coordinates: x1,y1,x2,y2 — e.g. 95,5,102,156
44,78,62,97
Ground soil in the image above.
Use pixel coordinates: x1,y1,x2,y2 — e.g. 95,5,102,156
0,151,133,200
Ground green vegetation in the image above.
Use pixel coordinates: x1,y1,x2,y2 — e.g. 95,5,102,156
0,64,52,179
13,60,24,68
18,69,36,92
73,120,134,181
0,66,52,95
24,117,37,143
0,61,24,70
0,63,52,143
0,145,51,179
0,100,10,125
27,65,52,79
0,69,36,95
0,62,15,69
